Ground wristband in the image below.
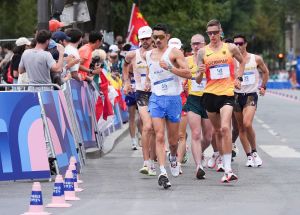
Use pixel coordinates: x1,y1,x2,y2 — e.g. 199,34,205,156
261,85,267,90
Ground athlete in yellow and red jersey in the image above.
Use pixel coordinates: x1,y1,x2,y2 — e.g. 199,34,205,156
195,19,246,183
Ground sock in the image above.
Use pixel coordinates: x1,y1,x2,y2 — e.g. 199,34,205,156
131,138,137,145
252,149,257,153
223,154,232,173
143,160,149,167
160,166,167,175
150,160,155,168
170,155,177,163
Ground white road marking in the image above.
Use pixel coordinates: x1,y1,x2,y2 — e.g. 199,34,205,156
260,145,300,158
261,124,270,129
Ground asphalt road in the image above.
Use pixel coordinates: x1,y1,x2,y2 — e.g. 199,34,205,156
0,90,299,215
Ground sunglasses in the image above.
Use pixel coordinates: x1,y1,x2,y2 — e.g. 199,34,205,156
206,31,220,36
152,34,166,40
191,42,205,46
234,42,245,46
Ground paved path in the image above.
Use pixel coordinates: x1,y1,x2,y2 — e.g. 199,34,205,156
1,90,300,215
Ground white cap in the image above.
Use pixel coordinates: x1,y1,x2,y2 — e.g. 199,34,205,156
138,26,152,40
15,37,31,46
109,44,119,53
168,38,182,49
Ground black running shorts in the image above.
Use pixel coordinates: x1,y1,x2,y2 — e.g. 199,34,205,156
202,93,234,113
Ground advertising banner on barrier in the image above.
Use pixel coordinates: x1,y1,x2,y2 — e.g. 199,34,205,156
0,92,50,181
69,80,97,149
40,91,80,174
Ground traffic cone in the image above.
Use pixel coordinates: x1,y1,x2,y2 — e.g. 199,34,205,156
69,156,83,184
21,182,51,215
68,163,84,192
64,170,80,201
46,175,72,208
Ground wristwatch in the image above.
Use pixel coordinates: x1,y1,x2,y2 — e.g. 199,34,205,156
237,76,243,82
261,85,267,90
167,64,173,71
89,69,93,74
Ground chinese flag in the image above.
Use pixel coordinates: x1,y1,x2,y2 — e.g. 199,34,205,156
127,4,149,46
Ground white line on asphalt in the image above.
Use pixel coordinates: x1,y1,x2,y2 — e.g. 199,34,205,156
260,145,300,158
261,124,270,129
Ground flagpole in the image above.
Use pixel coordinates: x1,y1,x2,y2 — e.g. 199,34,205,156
126,25,134,43
127,3,135,33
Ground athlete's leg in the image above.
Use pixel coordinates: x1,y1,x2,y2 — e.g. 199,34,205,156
188,111,202,167
234,111,251,155
201,118,213,152
152,118,166,171
177,114,188,163
128,105,137,149
242,106,256,151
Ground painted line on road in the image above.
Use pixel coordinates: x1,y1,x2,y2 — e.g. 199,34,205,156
260,145,300,158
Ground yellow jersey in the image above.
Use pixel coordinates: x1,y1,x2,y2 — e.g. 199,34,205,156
186,55,206,96
203,43,235,96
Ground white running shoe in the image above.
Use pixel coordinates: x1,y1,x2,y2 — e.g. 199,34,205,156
216,157,225,172
169,161,180,177
221,171,238,183
246,156,254,167
253,152,263,167
201,155,209,168
207,154,219,169
148,166,156,176
158,173,171,189
139,166,149,175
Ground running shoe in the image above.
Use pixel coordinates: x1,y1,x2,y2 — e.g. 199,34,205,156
253,152,263,167
207,154,219,169
169,161,180,177
158,173,171,189
216,157,225,172
139,166,149,175
232,143,238,158
201,155,209,168
196,166,206,179
148,166,157,176
221,171,238,183
182,151,188,164
246,155,254,167
132,143,138,150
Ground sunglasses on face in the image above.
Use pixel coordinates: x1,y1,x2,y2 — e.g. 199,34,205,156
152,34,166,40
206,31,220,36
234,42,245,46
191,42,204,46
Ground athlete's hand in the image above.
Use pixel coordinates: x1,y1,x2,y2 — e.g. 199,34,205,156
234,79,241,90
144,79,151,92
197,64,206,74
123,82,132,95
159,60,169,71
259,87,266,96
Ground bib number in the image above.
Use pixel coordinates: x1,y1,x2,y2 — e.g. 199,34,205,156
242,71,255,86
209,64,230,80
153,77,176,93
191,78,206,92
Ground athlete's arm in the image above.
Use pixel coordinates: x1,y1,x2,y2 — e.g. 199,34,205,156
256,55,269,95
122,51,135,94
160,48,192,79
229,43,246,89
195,48,206,84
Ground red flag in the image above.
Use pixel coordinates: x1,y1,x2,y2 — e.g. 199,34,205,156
127,4,149,46
96,71,114,121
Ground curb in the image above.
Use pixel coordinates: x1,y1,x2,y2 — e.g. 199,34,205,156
268,90,300,102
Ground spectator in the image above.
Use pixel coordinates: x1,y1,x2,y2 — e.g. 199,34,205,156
49,19,64,32
18,30,64,91
11,37,31,84
115,35,124,51
52,31,70,47
64,28,83,81
78,31,103,81
0,42,14,69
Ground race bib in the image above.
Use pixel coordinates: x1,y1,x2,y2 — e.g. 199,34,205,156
209,64,230,80
153,77,176,93
242,71,256,86
191,78,206,92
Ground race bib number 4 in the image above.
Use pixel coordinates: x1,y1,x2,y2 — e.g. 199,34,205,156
191,78,206,92
242,71,256,86
209,64,230,80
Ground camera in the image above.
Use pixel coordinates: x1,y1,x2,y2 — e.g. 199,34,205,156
90,56,104,70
